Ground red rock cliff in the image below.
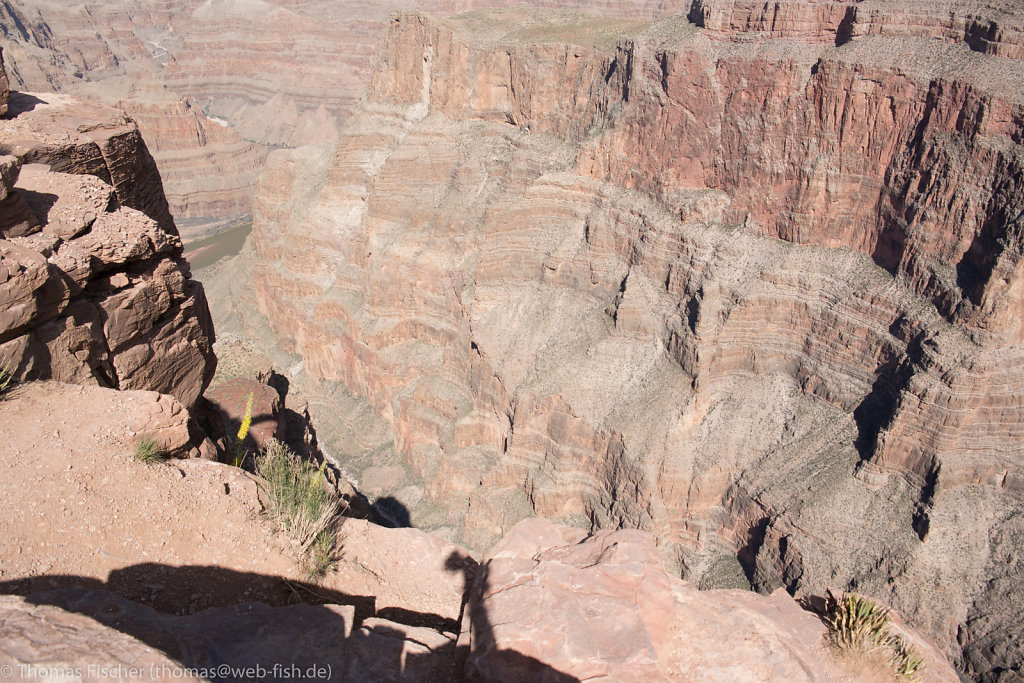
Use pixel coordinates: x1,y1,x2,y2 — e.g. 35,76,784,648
249,6,1024,678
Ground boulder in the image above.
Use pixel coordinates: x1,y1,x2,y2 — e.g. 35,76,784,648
205,376,284,452
0,93,216,407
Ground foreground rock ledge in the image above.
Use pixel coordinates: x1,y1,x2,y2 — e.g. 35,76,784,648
463,518,957,682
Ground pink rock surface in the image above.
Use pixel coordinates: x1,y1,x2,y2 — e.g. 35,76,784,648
0,595,200,683
332,519,475,625
465,519,958,681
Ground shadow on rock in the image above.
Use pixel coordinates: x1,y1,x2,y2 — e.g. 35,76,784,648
2,566,432,681
445,550,581,683
3,92,47,118
0,560,579,682
370,495,413,528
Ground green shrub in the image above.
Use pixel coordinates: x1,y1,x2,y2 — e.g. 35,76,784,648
255,440,345,579
0,361,15,396
826,591,925,681
134,437,165,464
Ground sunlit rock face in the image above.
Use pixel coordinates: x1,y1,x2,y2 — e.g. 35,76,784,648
0,89,216,407
246,6,1024,677
0,0,689,235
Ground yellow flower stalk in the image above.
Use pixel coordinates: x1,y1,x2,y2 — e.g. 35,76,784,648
233,391,255,467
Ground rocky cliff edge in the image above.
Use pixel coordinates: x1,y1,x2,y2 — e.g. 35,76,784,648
0,46,215,409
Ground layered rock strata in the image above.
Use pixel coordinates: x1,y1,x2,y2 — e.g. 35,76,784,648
0,0,690,235
690,0,1024,56
248,7,1024,678
0,89,215,407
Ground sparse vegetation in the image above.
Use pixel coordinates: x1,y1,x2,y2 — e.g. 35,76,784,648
255,439,345,579
889,633,926,680
826,591,925,681
134,437,165,464
0,361,15,397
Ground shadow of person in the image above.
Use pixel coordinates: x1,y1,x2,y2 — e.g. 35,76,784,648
443,550,580,682
0,554,579,680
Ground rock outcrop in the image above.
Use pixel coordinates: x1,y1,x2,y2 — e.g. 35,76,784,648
246,6,1024,678
463,518,957,681
0,85,215,406
0,595,201,683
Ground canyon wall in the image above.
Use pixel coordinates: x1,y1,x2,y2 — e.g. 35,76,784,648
248,5,1024,678
0,0,691,236
0,86,215,407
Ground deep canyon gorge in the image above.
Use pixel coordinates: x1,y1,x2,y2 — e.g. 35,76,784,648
1,0,1023,680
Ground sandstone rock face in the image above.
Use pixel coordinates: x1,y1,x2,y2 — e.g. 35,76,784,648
690,0,1024,56
114,98,269,235
247,7,1024,678
465,518,957,682
0,92,215,406
0,0,689,235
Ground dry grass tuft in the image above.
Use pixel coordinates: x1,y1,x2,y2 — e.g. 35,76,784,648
0,361,15,397
255,440,346,579
134,437,165,464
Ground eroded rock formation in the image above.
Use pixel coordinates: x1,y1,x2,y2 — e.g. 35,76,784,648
247,6,1024,678
0,84,215,407
0,0,691,235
